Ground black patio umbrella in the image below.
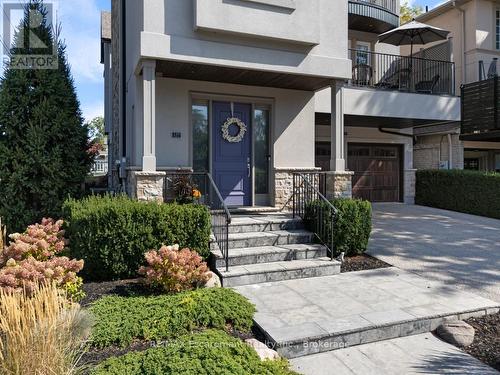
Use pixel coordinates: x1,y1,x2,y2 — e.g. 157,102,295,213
378,20,450,59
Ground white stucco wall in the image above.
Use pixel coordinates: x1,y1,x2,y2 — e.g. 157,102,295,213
129,78,315,170
130,0,351,81
415,0,500,91
315,86,461,121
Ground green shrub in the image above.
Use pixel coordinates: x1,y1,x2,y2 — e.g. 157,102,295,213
139,245,210,293
416,169,500,219
62,195,211,281
305,198,372,257
91,330,298,375
90,288,256,348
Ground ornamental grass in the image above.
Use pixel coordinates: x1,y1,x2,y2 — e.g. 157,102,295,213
0,283,92,375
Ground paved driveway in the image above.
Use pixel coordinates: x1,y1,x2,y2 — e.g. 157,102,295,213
368,203,500,302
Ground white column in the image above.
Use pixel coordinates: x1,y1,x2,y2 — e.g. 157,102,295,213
142,60,156,171
330,80,346,171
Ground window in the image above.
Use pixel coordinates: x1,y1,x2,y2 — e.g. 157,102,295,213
464,158,480,171
254,108,270,194
497,10,500,50
355,42,371,66
192,100,209,172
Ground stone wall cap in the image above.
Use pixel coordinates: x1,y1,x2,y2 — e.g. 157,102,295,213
132,171,167,177
274,167,321,171
325,171,355,175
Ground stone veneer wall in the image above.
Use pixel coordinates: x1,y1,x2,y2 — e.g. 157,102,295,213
404,169,416,204
324,171,353,200
414,133,464,170
274,168,321,209
128,171,166,202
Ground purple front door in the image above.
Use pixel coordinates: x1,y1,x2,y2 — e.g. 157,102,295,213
212,101,252,206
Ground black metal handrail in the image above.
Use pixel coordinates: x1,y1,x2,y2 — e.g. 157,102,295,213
206,173,231,272
292,173,338,261
348,48,455,95
164,172,231,271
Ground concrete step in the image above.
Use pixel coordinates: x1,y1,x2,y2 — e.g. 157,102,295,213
218,257,340,287
229,207,281,215
215,244,328,268
228,215,304,234
224,230,315,250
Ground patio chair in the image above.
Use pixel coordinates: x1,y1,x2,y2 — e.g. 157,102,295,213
352,64,373,86
415,74,440,94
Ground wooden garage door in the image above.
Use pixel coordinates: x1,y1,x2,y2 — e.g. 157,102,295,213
347,144,402,202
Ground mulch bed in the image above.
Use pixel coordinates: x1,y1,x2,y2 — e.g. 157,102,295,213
463,313,500,371
341,254,392,273
81,279,151,307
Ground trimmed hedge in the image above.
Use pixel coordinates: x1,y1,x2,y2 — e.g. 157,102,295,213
91,330,299,375
90,288,256,348
416,169,500,219
305,198,372,257
62,195,211,281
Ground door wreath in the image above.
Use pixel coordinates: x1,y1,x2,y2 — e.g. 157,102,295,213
221,117,247,143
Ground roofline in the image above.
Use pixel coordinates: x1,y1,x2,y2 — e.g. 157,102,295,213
416,0,470,22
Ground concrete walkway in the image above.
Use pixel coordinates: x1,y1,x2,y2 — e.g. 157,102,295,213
234,268,499,358
368,203,500,302
290,333,499,375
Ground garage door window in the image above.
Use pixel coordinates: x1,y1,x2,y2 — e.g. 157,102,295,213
373,147,397,158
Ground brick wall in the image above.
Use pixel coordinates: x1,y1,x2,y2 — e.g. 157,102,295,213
414,133,464,170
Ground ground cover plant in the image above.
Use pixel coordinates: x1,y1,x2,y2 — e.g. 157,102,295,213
0,283,92,375
89,287,256,348
91,329,298,375
63,195,211,281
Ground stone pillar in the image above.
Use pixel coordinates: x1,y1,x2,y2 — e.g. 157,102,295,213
274,168,321,210
142,60,156,172
129,171,166,202
330,81,346,172
404,169,416,204
325,171,354,200
325,81,353,200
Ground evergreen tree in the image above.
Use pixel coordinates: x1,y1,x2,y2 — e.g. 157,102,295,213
0,1,91,232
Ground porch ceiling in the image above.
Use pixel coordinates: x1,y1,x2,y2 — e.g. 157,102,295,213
316,113,442,129
155,60,332,91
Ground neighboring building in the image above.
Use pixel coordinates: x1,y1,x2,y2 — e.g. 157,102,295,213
101,0,460,206
411,0,500,172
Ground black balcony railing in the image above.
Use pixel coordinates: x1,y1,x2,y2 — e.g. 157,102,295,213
349,49,455,96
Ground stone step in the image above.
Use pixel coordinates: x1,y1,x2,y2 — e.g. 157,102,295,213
228,215,304,234
224,230,315,250
218,257,340,287
234,269,500,360
215,244,328,268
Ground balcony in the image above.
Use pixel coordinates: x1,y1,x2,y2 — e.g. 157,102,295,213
461,77,500,141
348,0,399,34
348,49,455,96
